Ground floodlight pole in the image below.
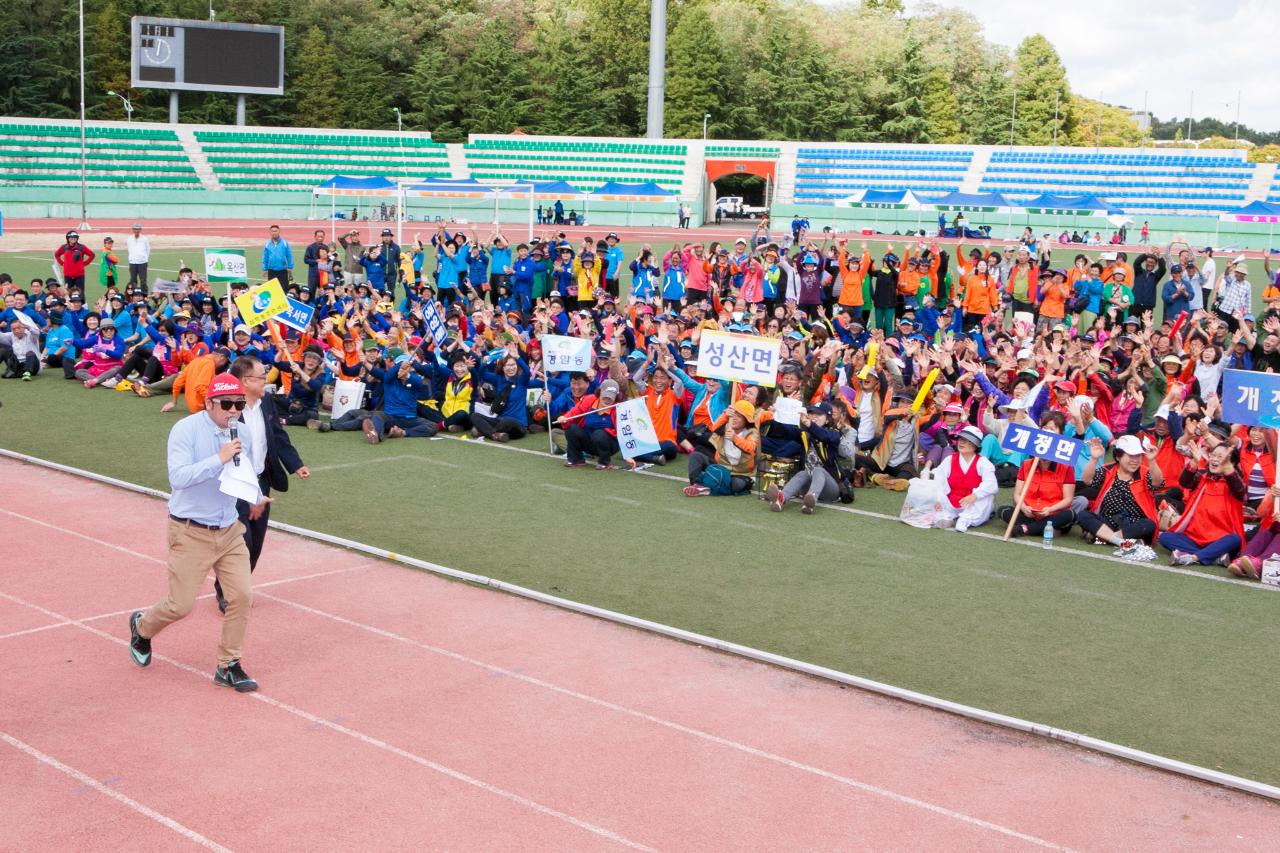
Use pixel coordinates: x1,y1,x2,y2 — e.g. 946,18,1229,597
77,0,89,230
645,0,666,139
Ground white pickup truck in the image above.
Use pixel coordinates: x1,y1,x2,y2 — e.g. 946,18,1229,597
715,196,768,219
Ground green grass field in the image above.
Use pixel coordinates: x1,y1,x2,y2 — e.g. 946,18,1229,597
2,368,1279,786
3,239,1280,786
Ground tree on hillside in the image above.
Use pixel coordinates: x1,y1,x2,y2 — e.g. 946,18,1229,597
453,16,529,137
1065,95,1142,148
920,66,962,144
404,45,461,141
879,34,932,143
525,6,610,137
1011,35,1074,146
963,56,1014,145
665,6,735,138
293,26,341,128
87,1,131,121
579,0,650,135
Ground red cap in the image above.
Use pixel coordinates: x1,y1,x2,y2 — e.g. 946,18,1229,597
1054,380,1077,395
206,373,245,399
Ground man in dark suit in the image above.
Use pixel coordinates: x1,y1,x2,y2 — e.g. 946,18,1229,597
214,355,310,612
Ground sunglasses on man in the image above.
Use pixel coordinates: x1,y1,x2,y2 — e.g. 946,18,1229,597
216,399,247,411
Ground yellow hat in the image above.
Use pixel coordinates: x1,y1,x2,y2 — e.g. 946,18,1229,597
730,399,756,422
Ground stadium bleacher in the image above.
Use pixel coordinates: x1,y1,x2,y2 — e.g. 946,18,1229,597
464,138,687,189
794,147,971,201
705,144,780,159
980,149,1251,213
0,123,199,188
196,129,450,189
0,117,1269,217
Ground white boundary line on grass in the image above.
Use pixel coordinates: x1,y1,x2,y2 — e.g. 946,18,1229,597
0,730,234,852
444,435,1277,591
2,447,1279,803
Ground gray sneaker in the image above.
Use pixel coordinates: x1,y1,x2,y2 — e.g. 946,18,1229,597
128,611,151,667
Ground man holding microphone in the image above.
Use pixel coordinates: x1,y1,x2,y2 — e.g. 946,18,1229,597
129,373,269,692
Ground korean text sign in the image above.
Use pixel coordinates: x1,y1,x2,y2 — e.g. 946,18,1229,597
1223,369,1280,428
695,330,781,388
999,422,1085,468
615,397,662,460
542,335,593,374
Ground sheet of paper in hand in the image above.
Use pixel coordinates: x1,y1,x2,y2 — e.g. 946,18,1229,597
219,461,262,504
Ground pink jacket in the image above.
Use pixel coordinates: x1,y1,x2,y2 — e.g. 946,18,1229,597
683,248,710,293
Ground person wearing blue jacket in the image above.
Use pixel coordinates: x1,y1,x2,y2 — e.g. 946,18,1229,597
489,235,513,295
510,244,545,315
262,225,294,287
472,351,531,441
359,246,388,293
434,242,467,309
669,363,731,430
1161,264,1194,321
603,232,626,297
362,354,439,443
465,244,490,300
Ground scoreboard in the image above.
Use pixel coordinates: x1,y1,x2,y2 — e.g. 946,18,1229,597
131,17,284,96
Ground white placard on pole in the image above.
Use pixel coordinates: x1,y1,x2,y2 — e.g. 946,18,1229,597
695,329,782,388
542,335,593,373
615,397,662,460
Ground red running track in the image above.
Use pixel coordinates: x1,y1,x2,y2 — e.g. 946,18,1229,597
1,456,1278,851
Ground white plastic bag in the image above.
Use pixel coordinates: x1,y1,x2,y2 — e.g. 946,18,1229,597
900,463,943,528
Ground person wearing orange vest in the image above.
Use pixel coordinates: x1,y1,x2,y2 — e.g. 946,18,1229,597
161,348,231,414
1158,442,1246,566
1004,246,1040,317
956,259,1000,331
1235,425,1276,511
835,238,871,320
1077,434,1165,554
628,350,682,465
1232,482,1280,579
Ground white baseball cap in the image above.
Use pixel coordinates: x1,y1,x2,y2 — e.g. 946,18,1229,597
1114,435,1143,456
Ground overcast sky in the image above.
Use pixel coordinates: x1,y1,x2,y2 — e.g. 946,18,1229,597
900,0,1277,132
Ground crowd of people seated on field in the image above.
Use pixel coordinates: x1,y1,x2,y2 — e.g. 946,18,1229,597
3,219,1280,577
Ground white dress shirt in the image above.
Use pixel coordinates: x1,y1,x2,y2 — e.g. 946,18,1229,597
241,400,268,476
127,234,151,264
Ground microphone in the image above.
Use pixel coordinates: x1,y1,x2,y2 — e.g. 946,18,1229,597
229,422,240,467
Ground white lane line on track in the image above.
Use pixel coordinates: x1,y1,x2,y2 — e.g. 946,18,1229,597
253,588,1071,850
0,589,657,852
0,558,368,641
0,729,234,852
0,495,1068,848
3,451,1276,802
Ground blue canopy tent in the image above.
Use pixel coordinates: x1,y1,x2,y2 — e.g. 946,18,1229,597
929,191,1024,239
313,176,398,240
1219,200,1280,245
575,181,678,230
1015,193,1111,242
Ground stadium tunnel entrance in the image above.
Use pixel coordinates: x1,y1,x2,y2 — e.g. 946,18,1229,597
705,159,775,221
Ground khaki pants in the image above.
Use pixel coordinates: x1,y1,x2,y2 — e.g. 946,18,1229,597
138,519,252,667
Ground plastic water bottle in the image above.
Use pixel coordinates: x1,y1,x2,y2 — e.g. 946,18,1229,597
1042,520,1055,550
